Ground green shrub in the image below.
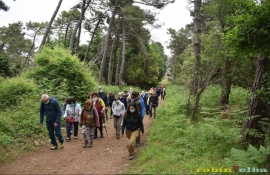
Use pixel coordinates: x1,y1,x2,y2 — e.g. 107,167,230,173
27,46,95,102
0,77,38,110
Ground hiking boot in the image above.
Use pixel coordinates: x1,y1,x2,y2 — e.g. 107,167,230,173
65,138,71,141
93,135,97,139
83,142,88,148
117,135,120,139
135,143,140,147
60,142,64,148
100,134,104,138
110,115,112,119
50,145,58,150
129,155,134,160
74,136,77,139
106,115,108,120
89,142,93,147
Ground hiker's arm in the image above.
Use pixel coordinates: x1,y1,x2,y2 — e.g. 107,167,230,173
95,108,100,127
39,102,44,124
138,113,144,134
54,100,62,124
121,118,126,135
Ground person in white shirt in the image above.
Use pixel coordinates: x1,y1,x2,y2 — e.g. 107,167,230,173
63,98,82,141
112,95,125,139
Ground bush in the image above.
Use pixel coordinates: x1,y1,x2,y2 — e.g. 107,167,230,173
0,77,38,110
27,46,95,103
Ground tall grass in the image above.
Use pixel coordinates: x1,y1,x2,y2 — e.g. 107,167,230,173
127,85,254,174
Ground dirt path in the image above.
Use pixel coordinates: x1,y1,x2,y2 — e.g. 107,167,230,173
0,114,154,174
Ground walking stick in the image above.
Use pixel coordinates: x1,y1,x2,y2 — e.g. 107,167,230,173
102,117,108,138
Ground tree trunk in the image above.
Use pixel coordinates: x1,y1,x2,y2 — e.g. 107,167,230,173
190,0,202,95
241,52,269,146
64,24,70,48
110,36,119,85
219,57,232,109
75,23,82,55
39,0,63,51
19,31,39,76
84,16,103,64
115,45,122,85
0,43,5,50
107,37,116,85
119,22,126,86
98,0,118,85
191,68,219,122
69,0,91,52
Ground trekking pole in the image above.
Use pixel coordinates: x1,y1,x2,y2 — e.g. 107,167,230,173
103,117,108,138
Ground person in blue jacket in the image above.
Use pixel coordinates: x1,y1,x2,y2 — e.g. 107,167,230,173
40,94,64,150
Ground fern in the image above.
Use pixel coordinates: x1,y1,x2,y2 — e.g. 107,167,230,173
226,144,270,167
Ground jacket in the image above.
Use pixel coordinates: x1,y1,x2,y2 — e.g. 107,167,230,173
121,112,144,134
98,92,108,107
112,101,125,117
63,103,82,122
108,95,115,107
139,97,145,118
80,107,100,127
150,95,159,106
40,97,62,124
119,96,127,109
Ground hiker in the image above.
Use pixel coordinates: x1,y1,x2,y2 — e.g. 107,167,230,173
87,93,92,102
124,91,129,98
121,102,144,160
62,97,72,134
128,91,142,114
63,98,82,141
108,91,115,119
149,91,159,118
127,91,143,147
98,86,109,120
142,91,149,114
146,91,152,116
119,92,127,109
40,94,64,150
156,87,161,98
80,100,100,148
161,87,166,101
92,92,106,139
129,88,133,95
112,95,125,139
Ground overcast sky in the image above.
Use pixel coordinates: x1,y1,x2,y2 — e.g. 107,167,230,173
0,0,192,56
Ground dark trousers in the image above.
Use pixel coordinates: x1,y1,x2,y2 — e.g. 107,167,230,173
95,117,103,137
149,104,157,118
46,119,64,146
145,105,150,114
136,118,143,144
66,121,79,138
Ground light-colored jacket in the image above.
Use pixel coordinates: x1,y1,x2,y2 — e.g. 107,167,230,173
112,101,125,117
63,103,82,122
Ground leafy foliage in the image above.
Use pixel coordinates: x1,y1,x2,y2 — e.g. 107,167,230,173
0,77,37,110
27,46,94,102
226,144,270,168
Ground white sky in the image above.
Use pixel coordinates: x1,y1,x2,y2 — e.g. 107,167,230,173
0,0,192,56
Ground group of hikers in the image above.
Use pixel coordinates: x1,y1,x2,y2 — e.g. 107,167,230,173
39,86,166,160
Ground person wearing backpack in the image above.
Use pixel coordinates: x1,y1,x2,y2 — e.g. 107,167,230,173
91,92,106,139
40,94,64,150
149,91,159,118
63,98,82,141
80,100,100,147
